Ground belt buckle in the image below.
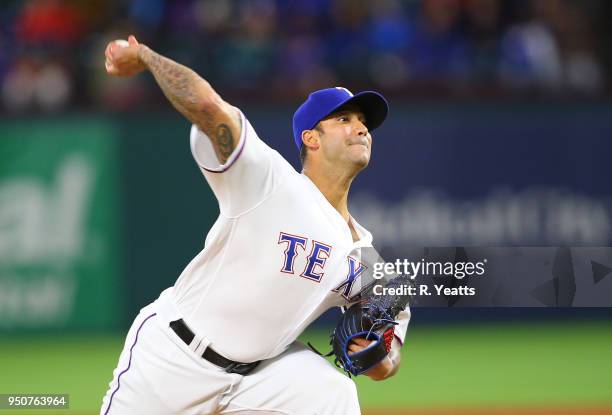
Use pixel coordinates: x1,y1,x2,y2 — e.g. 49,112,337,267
225,361,259,375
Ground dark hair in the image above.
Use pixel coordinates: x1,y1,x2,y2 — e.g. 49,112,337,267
299,123,323,166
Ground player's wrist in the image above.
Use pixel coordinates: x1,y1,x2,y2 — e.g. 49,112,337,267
364,356,393,381
137,44,150,69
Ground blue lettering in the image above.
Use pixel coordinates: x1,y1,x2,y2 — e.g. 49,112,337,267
301,241,332,282
333,257,366,299
278,233,307,274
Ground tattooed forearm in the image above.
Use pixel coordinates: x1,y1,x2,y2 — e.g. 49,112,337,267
138,45,205,121
137,45,240,163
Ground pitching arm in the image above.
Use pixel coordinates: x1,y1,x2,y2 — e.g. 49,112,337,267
105,35,240,164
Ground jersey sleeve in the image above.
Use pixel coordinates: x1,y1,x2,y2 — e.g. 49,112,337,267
189,109,289,217
393,304,411,346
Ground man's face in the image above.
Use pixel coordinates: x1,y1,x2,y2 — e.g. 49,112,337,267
315,105,372,170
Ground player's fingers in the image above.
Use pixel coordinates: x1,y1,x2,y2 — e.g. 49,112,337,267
110,48,128,65
347,344,361,354
128,35,138,46
105,43,113,60
109,42,119,58
347,338,371,354
105,61,119,76
351,337,372,347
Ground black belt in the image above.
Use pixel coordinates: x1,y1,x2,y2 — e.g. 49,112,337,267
169,319,260,375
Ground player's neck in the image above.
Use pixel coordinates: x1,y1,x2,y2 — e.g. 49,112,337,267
303,168,352,222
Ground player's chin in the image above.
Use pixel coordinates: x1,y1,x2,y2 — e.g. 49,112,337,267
350,153,370,170
356,148,372,164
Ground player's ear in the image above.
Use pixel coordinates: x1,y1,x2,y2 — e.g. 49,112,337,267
302,129,320,151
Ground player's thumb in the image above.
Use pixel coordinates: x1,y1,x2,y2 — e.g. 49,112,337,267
128,35,139,46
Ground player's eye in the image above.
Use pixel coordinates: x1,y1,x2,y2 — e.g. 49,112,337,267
338,116,349,122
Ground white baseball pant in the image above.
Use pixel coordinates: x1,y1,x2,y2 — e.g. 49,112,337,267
100,291,360,415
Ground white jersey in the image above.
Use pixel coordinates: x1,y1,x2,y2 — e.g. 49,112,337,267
171,110,410,362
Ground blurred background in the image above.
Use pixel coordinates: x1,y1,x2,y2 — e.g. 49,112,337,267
1,0,611,414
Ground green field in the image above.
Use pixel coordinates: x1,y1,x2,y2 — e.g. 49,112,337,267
1,321,611,414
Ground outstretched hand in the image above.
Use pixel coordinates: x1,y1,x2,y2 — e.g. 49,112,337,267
104,35,146,77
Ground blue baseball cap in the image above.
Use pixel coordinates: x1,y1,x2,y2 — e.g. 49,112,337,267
292,87,389,151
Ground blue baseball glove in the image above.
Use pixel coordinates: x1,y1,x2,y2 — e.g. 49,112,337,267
331,275,411,376
331,301,397,376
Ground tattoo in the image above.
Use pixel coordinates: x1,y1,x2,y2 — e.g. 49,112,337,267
216,124,234,160
138,45,239,163
139,47,201,116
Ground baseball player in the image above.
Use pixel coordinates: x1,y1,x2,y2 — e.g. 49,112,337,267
101,35,410,415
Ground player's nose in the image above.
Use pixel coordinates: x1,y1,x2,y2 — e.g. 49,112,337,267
355,120,368,136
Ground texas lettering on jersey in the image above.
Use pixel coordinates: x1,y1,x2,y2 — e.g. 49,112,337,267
278,231,366,299
278,232,332,282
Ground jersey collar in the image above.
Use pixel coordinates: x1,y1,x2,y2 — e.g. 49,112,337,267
300,174,373,247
